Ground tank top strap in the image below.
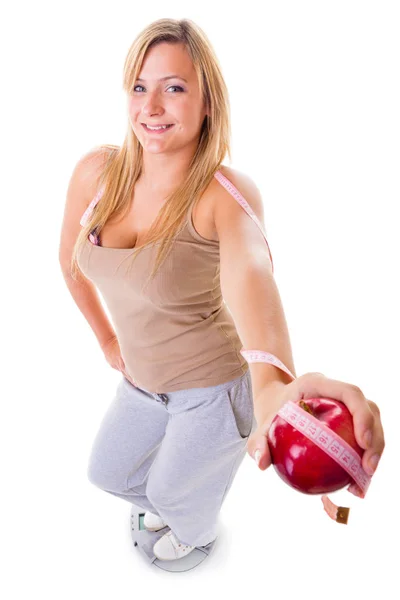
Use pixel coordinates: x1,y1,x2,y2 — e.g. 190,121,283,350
213,170,274,274
79,185,105,226
79,173,274,272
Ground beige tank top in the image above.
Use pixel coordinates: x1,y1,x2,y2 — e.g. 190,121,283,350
77,169,273,392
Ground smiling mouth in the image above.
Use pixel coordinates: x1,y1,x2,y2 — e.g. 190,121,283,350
141,123,175,132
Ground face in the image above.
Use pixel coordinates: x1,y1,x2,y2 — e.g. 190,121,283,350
127,42,208,155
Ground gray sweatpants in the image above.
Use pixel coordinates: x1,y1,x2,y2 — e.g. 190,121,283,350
87,369,256,547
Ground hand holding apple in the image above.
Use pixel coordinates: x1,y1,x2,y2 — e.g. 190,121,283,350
247,372,385,499
267,396,365,495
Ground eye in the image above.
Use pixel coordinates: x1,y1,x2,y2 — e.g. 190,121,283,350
167,86,184,92
133,85,185,93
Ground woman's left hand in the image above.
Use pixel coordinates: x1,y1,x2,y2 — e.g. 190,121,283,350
247,372,385,498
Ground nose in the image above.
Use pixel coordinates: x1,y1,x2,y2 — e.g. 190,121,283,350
142,90,165,117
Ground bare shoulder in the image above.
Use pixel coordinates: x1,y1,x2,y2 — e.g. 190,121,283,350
58,145,117,268
79,144,118,200
212,165,265,227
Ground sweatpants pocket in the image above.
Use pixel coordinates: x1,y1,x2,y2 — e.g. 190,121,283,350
225,372,254,439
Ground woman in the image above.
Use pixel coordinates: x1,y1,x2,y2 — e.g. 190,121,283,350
59,18,385,561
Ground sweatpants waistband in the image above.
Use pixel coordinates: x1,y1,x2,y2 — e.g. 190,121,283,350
129,368,250,403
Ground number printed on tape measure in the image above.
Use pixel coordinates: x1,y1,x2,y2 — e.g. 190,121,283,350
278,401,371,494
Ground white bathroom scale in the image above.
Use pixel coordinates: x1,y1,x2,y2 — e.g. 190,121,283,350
130,504,218,572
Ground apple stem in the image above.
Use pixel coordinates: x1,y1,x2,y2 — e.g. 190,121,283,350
299,400,314,416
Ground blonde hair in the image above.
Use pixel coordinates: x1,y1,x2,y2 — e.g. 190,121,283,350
71,17,232,292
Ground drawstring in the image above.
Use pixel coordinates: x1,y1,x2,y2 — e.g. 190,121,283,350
152,392,168,406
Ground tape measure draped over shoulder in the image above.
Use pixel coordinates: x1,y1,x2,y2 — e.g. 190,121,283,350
240,349,372,524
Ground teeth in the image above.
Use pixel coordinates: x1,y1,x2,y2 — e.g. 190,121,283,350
145,124,171,130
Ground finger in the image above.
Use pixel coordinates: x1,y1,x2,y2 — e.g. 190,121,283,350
296,374,375,452
361,401,385,476
257,437,272,471
248,432,269,470
348,481,365,498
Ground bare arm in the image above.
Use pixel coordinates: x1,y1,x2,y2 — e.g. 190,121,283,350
214,169,297,424
58,147,116,350
60,272,116,351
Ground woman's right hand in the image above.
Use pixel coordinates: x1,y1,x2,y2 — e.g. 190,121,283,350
101,335,138,387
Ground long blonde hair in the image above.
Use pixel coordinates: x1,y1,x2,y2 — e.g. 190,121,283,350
71,18,232,291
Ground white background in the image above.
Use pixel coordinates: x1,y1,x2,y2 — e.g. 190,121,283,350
2,1,399,597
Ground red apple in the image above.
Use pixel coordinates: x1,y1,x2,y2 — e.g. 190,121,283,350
267,397,364,494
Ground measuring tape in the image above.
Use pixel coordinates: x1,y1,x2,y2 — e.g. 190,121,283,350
277,401,371,495
240,349,372,497
240,350,297,382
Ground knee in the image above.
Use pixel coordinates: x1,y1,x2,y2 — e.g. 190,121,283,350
86,457,103,489
86,455,112,490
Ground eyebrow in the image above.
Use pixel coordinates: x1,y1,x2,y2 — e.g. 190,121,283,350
136,75,188,83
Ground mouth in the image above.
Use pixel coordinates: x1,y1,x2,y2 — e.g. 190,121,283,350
141,123,175,134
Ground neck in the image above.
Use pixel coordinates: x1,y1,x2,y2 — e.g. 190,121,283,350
139,143,199,192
